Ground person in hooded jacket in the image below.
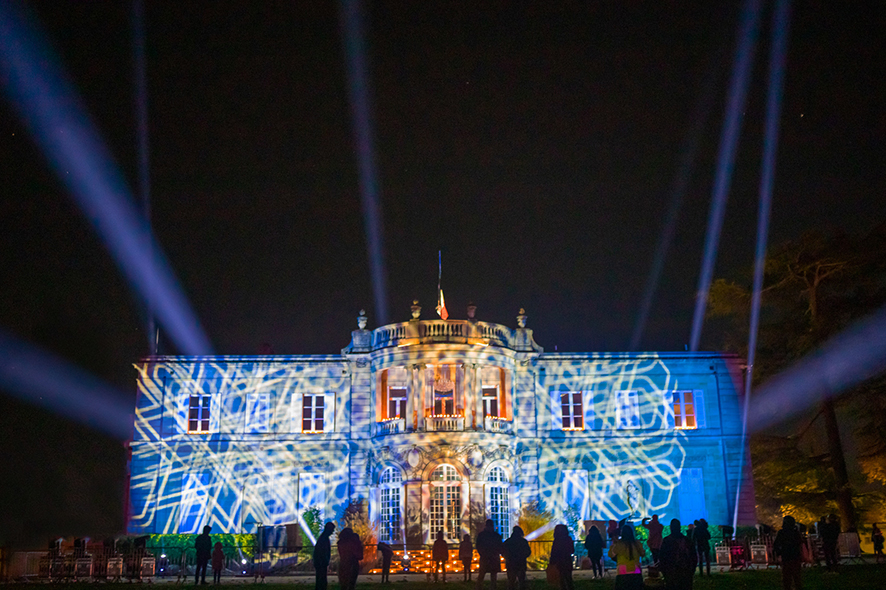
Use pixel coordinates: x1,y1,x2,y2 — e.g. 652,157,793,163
502,526,531,590
337,527,363,590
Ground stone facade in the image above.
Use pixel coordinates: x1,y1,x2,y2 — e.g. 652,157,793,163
128,309,755,541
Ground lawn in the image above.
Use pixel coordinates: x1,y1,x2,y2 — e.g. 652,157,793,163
6,565,883,590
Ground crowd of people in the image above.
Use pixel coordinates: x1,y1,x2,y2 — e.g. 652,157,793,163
172,513,881,589
303,516,719,590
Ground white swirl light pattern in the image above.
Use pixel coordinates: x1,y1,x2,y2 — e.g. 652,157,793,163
128,320,754,540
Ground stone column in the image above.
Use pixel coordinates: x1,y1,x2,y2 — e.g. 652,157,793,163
475,367,484,430
407,365,416,432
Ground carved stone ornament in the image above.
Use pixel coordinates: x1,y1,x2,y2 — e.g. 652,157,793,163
411,300,421,320
468,446,484,468
406,447,423,468
357,309,368,330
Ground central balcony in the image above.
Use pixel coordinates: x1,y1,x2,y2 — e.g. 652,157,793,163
372,320,512,349
425,415,464,432
377,418,405,436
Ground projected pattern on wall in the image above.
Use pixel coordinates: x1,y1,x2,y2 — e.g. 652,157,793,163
129,317,753,540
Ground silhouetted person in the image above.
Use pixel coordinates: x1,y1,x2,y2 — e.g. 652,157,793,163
873,523,885,563
459,534,474,582
313,522,335,590
338,527,363,590
608,525,645,590
195,525,212,585
583,526,604,579
773,516,803,590
211,542,224,585
377,542,393,583
433,530,449,582
550,524,574,590
642,515,664,565
820,514,840,572
502,526,530,590
476,519,503,590
660,519,697,590
694,519,711,576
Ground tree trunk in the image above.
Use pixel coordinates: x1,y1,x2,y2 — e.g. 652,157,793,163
822,398,857,531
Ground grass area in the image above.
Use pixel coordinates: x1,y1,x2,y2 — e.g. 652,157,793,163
6,565,883,590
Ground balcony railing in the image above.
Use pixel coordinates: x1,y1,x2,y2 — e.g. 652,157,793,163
425,416,464,432
377,418,405,436
372,320,512,349
484,416,513,434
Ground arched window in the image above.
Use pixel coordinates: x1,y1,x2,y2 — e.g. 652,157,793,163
430,464,461,541
379,467,402,543
487,466,510,534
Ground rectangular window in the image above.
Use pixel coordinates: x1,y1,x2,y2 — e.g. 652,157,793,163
302,393,325,433
483,386,499,418
188,395,211,433
561,392,583,430
673,390,696,429
246,393,270,433
615,390,640,429
388,387,407,419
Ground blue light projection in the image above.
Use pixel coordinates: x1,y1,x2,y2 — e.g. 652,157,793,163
0,2,212,355
129,318,754,542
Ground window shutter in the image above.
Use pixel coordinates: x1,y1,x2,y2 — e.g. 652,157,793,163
292,392,303,433
583,390,594,430
368,486,378,524
550,390,562,431
694,389,706,429
324,391,335,433
664,390,675,429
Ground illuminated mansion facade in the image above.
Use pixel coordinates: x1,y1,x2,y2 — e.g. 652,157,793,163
128,307,755,542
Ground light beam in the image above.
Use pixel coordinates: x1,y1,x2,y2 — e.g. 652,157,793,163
689,0,764,351
749,305,886,432
0,2,212,355
733,0,791,530
339,0,390,325
630,42,725,350
0,329,133,440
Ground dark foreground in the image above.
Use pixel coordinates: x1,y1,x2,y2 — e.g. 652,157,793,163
5,565,884,590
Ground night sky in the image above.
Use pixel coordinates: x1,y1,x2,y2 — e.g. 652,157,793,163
1,0,883,546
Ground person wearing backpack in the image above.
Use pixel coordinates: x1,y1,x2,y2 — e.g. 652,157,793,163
660,519,697,590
